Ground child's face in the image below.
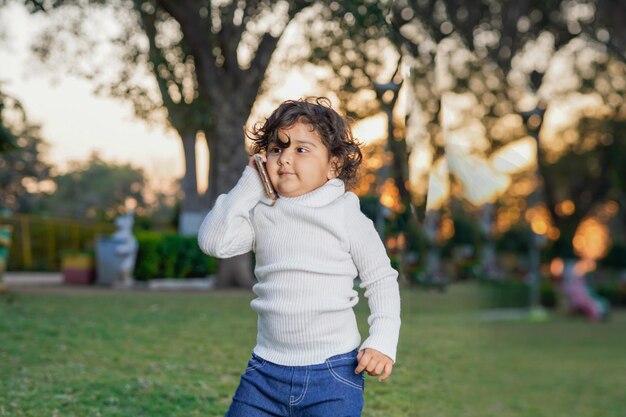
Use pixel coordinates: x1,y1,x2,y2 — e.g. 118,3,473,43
266,121,338,197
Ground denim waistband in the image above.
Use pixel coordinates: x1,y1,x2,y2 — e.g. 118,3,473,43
251,349,358,369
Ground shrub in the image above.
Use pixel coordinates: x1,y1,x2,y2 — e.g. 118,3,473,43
134,232,217,280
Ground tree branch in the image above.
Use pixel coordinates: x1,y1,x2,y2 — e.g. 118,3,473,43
532,106,560,227
136,5,177,113
156,0,218,103
217,1,245,77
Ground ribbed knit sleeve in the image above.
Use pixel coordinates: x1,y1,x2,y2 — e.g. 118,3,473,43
344,193,401,362
197,166,265,258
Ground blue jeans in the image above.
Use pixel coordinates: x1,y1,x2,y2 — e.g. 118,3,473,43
225,350,365,417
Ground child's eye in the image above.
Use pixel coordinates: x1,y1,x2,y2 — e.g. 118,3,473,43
296,147,308,153
269,147,281,154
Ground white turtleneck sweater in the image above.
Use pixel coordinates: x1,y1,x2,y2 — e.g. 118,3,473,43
198,166,401,366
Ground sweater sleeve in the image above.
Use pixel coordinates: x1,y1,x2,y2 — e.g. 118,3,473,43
197,166,266,258
344,193,401,363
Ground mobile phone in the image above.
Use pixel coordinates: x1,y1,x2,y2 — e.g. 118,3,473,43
253,154,278,200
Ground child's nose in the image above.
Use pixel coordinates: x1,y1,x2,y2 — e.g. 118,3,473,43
278,150,292,165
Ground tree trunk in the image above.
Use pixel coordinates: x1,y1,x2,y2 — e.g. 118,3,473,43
375,73,421,281
179,130,208,236
209,109,255,289
528,232,542,309
154,0,303,287
480,203,497,279
389,126,422,263
204,131,219,208
423,209,443,283
180,131,198,206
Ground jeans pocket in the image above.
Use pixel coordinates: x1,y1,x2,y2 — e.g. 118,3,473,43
244,354,266,374
326,358,364,391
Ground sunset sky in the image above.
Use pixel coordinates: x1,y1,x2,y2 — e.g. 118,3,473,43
1,4,184,191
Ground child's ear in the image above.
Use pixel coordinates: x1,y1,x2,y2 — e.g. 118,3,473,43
327,156,341,180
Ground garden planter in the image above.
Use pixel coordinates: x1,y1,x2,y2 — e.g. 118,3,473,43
61,252,96,285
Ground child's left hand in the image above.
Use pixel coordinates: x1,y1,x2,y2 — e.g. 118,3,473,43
355,348,394,382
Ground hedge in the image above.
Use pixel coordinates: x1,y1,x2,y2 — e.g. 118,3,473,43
134,232,217,280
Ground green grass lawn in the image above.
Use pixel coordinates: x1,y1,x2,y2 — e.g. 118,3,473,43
1,283,624,417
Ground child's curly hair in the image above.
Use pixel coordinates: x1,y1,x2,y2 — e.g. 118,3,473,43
247,97,363,189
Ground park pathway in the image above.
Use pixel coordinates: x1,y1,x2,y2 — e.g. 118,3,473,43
4,272,62,286
2,272,220,295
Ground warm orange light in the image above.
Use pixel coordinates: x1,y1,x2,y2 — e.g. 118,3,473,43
573,235,586,249
550,258,564,277
548,227,560,240
379,178,403,212
598,200,620,220
380,193,395,208
510,178,535,197
396,233,406,249
605,200,619,215
526,205,554,237
527,114,543,130
495,205,525,234
531,218,549,235
573,217,610,260
439,217,455,240
562,200,575,215
364,153,384,170
575,259,597,275
354,173,378,196
556,200,575,216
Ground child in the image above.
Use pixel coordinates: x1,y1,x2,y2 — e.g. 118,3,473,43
198,97,401,417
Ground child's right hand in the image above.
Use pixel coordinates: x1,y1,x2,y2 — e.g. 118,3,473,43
355,348,394,382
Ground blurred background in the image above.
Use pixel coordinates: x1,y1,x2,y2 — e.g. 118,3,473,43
1,1,625,416
2,0,626,306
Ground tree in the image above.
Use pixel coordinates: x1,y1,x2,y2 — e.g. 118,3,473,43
0,97,17,154
391,0,626,293
41,152,147,220
544,115,626,252
0,90,53,213
21,0,321,287
128,2,213,234
152,0,318,287
29,1,233,235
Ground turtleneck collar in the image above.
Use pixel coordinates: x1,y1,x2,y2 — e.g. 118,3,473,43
278,178,345,208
